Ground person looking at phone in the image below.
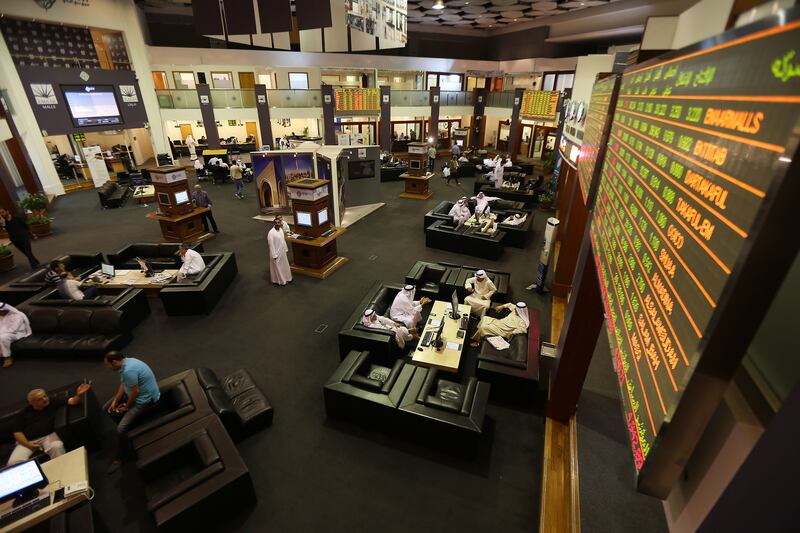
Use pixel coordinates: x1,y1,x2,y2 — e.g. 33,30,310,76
103,351,160,473
7,383,92,465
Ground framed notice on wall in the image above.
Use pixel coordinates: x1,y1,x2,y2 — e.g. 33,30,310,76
589,9,800,497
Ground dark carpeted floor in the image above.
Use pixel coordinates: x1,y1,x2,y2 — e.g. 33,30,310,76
1,163,553,532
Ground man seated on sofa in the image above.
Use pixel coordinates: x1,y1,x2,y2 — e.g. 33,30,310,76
103,351,161,473
7,383,92,465
464,270,497,318
389,285,432,330
471,192,500,214
449,199,472,227
52,261,98,300
361,309,418,349
501,213,527,226
177,242,206,281
0,303,31,369
470,302,529,347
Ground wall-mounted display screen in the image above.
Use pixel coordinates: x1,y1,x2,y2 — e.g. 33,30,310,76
174,190,190,205
520,90,560,121
318,208,329,225
348,160,375,180
577,75,620,207
589,13,800,490
61,85,122,127
295,211,312,227
334,87,380,113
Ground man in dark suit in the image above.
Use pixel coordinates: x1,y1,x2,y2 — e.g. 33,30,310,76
0,208,39,269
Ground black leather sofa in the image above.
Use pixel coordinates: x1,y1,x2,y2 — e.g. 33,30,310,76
19,286,150,327
324,350,415,428
0,382,103,464
447,264,511,303
399,367,490,454
98,181,130,209
402,261,461,300
424,200,533,248
476,307,540,401
456,161,477,178
425,220,506,260
338,281,429,359
107,242,205,270
380,164,407,182
0,253,103,305
159,252,238,315
474,175,544,205
135,415,255,531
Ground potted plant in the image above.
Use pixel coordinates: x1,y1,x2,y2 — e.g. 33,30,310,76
538,190,554,211
19,192,49,217
27,213,53,237
0,243,14,272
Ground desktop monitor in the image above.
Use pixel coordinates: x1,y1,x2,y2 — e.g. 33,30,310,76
450,289,460,320
157,192,170,206
317,208,329,225
174,190,190,205
409,159,421,170
295,211,312,227
101,263,115,277
456,140,464,147
0,459,49,505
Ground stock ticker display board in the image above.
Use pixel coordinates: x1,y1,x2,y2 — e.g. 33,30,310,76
589,18,800,473
334,88,380,113
520,90,560,120
577,75,621,206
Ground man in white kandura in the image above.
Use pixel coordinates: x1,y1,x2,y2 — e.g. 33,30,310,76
361,309,417,349
267,216,292,286
177,243,205,281
389,285,432,330
502,213,527,226
185,134,198,160
492,161,505,189
464,269,497,317
472,192,500,214
0,302,31,368
471,302,529,347
450,199,472,226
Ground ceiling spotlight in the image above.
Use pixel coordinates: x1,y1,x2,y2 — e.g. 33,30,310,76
432,0,445,10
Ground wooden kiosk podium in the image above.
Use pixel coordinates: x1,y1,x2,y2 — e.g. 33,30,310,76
399,142,433,200
144,165,210,242
285,179,347,279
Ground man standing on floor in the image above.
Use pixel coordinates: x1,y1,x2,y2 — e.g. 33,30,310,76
267,216,292,286
8,383,91,465
427,144,437,172
103,351,160,473
0,302,31,368
230,160,244,199
191,184,219,233
0,208,39,269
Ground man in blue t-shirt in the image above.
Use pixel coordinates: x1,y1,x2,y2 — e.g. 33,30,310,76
103,351,160,473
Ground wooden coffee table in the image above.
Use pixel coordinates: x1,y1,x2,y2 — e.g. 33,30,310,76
95,269,178,298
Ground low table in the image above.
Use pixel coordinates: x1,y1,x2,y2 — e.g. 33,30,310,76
132,184,155,204
399,173,433,200
146,207,209,242
0,447,89,533
413,300,472,373
95,269,178,298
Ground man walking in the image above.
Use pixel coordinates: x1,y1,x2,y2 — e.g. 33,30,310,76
267,216,292,286
191,184,219,233
103,351,160,473
230,160,244,199
0,208,39,269
427,144,437,172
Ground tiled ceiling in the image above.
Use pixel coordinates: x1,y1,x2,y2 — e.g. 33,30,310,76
408,0,618,29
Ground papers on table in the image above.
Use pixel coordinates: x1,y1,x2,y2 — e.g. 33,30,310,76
487,336,510,350
429,319,442,328
124,279,136,286
116,270,130,276
446,341,461,351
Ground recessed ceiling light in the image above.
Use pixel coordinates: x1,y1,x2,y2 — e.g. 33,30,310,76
514,18,517,21
465,1,469,3
432,0,445,10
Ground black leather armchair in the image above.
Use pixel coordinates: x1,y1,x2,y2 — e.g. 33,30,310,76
159,252,238,315
324,350,414,427
0,253,103,305
497,209,534,248
425,220,506,260
98,181,130,208
209,165,230,185
399,367,490,454
403,261,458,299
12,308,132,358
0,383,103,464
106,242,205,270
19,286,150,328
195,367,274,441
135,415,255,531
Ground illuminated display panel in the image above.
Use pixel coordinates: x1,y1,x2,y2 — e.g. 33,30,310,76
590,18,800,474
577,75,620,206
334,88,380,113
520,90,560,120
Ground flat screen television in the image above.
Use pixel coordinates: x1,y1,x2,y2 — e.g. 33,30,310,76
317,208,329,225
348,160,375,180
174,190,190,205
61,85,122,128
456,140,464,147
295,211,312,227
409,159,421,170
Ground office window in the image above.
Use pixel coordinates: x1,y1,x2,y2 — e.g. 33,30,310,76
426,74,438,88
152,71,168,90
289,72,309,90
426,72,463,91
211,71,234,89
257,73,274,89
173,71,196,90
542,71,575,91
